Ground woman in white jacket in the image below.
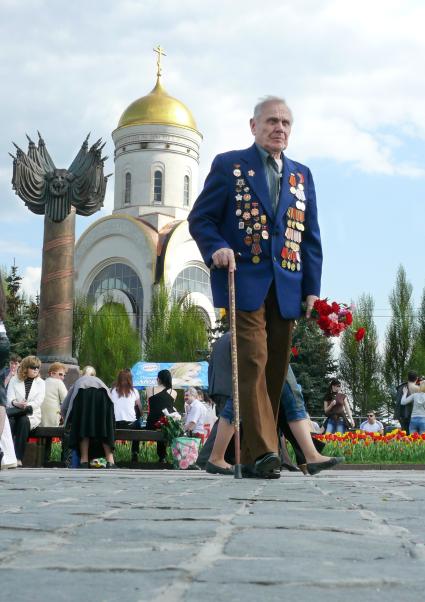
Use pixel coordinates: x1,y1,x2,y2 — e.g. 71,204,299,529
7,355,45,466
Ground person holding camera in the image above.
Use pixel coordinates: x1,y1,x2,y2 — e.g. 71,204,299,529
323,379,354,434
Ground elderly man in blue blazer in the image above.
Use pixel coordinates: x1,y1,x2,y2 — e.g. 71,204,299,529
188,96,322,478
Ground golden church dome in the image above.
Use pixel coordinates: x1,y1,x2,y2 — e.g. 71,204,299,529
117,78,198,131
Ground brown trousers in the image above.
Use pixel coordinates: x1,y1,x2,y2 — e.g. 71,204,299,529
236,285,293,464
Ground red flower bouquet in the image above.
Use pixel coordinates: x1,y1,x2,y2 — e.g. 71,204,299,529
311,298,354,338
154,415,185,445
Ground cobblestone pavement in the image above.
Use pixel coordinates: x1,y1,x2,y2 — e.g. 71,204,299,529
1,468,425,601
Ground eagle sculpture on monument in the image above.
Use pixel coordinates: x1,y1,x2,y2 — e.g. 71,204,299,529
10,132,108,222
9,132,110,375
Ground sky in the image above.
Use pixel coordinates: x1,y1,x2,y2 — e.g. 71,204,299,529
0,0,424,344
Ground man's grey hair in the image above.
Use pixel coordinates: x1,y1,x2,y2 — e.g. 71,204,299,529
186,386,198,399
253,95,293,122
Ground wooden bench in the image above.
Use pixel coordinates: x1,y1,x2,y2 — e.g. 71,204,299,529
28,426,164,466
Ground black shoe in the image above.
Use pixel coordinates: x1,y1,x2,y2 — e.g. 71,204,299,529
106,462,118,469
255,452,281,477
241,466,280,479
79,462,89,469
307,457,345,475
0,448,3,470
268,468,281,479
206,461,234,475
188,463,202,470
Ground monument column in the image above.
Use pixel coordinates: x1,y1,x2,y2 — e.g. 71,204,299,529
37,207,77,366
10,133,109,385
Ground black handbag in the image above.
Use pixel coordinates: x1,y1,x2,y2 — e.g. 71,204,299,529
6,405,33,419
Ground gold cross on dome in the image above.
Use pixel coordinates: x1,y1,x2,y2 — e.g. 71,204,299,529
153,44,167,77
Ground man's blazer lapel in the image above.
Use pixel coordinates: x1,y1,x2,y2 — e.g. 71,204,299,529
240,144,274,220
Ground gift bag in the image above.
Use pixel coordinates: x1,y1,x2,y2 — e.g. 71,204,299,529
171,436,201,469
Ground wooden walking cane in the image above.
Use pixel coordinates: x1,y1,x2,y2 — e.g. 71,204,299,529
228,267,243,479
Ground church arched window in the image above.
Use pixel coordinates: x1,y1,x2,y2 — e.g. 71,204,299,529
88,263,143,333
153,170,163,204
124,172,131,204
171,265,213,304
183,175,190,207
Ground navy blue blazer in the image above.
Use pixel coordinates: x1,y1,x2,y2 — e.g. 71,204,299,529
188,144,322,319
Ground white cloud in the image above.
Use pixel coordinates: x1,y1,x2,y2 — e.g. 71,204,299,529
21,266,41,299
1,0,424,191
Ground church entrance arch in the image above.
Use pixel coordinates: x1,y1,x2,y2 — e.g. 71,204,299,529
88,263,143,333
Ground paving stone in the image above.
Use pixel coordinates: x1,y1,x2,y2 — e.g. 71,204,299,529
1,468,425,601
185,580,425,602
0,567,182,602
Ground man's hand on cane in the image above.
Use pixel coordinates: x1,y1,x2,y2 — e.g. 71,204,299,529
212,248,236,272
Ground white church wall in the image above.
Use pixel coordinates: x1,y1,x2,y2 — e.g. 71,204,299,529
75,215,157,330
184,292,216,329
162,221,207,289
162,221,216,329
112,124,201,216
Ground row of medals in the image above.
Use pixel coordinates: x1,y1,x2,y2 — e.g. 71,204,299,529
233,166,268,264
233,166,307,270
283,172,306,272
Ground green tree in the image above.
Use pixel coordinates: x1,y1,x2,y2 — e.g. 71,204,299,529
3,264,39,357
339,294,382,416
72,294,89,360
410,286,425,375
291,319,337,416
77,299,141,385
144,283,208,362
383,265,416,391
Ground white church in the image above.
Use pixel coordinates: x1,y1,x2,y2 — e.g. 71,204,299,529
75,48,215,334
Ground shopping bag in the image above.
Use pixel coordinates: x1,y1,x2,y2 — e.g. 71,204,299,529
171,436,201,469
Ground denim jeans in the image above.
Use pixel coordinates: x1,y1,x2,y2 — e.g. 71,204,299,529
220,398,234,424
326,417,346,434
219,365,308,424
281,367,308,422
409,416,425,435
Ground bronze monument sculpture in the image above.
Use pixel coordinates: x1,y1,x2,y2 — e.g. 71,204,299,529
10,133,109,379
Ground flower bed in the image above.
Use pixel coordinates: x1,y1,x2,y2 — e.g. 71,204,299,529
314,430,425,464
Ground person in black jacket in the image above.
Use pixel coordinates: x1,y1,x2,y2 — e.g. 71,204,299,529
146,370,177,462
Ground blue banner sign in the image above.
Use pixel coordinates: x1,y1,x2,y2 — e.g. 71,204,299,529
131,361,209,389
